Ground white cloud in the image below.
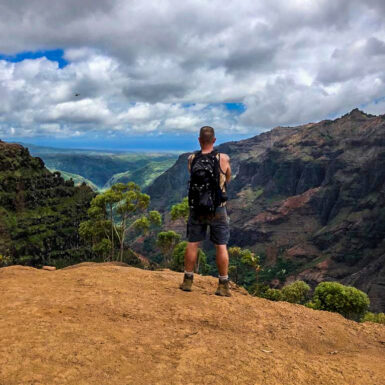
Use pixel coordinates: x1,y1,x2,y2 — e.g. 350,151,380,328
0,0,385,140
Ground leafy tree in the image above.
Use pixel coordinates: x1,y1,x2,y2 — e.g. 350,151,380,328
103,188,122,260
171,241,209,274
170,197,189,223
148,210,162,228
228,247,261,286
281,281,311,304
132,217,150,235
92,238,112,260
156,231,181,265
79,182,160,262
306,282,370,321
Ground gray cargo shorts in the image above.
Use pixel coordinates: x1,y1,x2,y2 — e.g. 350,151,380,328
186,206,230,245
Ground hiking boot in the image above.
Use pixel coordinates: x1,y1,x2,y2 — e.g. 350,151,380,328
179,273,193,291
215,278,232,297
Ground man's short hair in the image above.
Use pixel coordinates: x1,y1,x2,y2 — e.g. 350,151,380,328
199,126,215,144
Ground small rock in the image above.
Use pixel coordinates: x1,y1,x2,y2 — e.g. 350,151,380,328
42,266,56,271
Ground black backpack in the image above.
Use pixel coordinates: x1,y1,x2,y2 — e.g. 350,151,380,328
188,149,227,214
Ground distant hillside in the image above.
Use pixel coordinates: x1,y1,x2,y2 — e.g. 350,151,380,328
104,159,176,189
146,109,385,312
0,140,96,266
24,144,178,189
46,168,99,191
1,263,384,385
15,142,119,154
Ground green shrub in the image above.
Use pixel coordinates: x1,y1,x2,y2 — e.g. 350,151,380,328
362,312,385,324
228,247,260,286
0,254,13,267
308,281,370,321
171,241,209,274
249,283,269,297
281,280,311,304
264,288,283,301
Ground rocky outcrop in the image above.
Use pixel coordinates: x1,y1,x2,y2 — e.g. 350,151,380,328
146,109,385,312
0,140,96,266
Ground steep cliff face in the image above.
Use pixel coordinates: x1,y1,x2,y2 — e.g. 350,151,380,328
0,140,96,266
146,109,385,312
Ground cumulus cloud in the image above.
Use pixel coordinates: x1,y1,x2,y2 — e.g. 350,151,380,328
0,0,385,140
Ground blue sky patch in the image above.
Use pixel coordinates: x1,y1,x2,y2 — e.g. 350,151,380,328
0,49,68,68
224,103,246,113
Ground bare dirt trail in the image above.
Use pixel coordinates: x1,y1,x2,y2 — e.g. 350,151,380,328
0,262,384,385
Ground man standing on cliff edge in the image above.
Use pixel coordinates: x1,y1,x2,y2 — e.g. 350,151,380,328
179,126,232,296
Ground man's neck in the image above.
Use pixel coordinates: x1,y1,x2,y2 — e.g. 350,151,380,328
200,145,214,154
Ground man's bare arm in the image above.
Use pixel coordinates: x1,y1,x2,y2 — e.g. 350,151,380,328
225,156,231,183
188,154,193,172
220,153,231,183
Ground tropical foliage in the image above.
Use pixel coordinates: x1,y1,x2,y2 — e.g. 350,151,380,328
79,182,161,262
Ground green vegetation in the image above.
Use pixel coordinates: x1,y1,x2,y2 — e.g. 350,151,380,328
105,159,176,190
253,280,378,323
47,168,99,191
156,231,181,265
362,312,385,324
258,256,300,283
306,282,370,321
261,281,311,304
79,182,161,262
0,145,96,267
170,197,189,223
171,241,209,274
241,187,264,208
0,254,12,267
281,280,311,303
32,151,177,189
228,247,261,288
263,288,284,301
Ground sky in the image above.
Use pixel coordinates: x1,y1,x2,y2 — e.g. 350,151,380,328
1,0,385,151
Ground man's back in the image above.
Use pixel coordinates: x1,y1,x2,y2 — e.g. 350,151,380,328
188,151,231,206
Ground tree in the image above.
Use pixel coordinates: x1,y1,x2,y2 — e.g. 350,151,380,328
306,282,370,321
148,210,162,228
79,182,160,262
156,231,181,265
170,197,189,223
104,188,122,260
171,241,209,274
92,238,112,260
79,200,112,259
228,246,261,286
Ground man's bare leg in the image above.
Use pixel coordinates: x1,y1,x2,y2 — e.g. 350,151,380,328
215,244,231,296
184,241,200,272
180,242,200,291
215,244,229,276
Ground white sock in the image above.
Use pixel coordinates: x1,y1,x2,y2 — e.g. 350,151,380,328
218,274,228,281
184,270,194,277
